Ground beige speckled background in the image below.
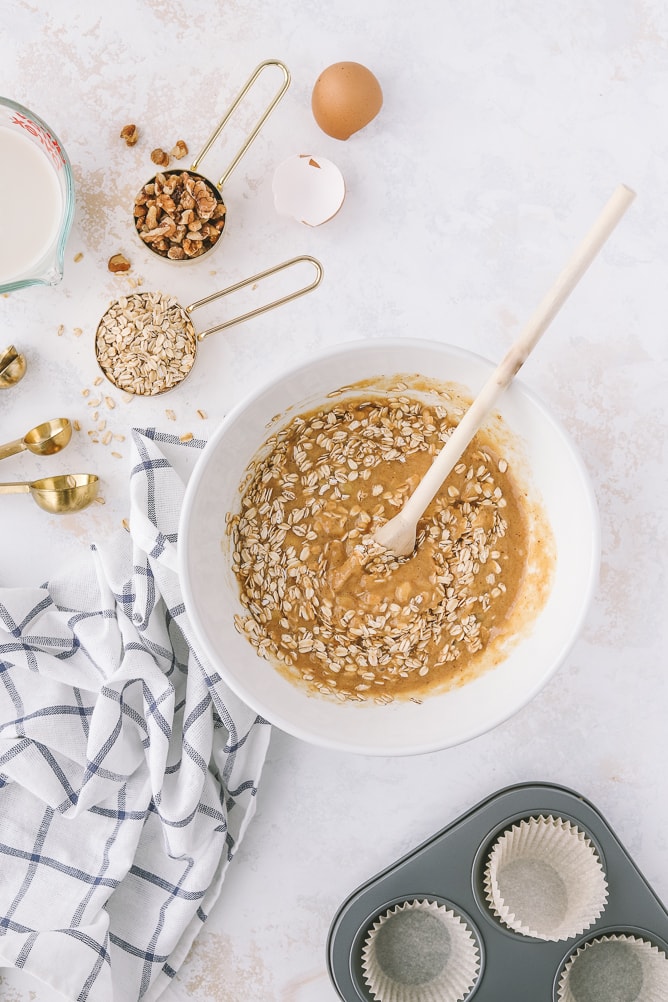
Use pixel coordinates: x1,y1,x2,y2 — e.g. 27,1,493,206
1,0,667,999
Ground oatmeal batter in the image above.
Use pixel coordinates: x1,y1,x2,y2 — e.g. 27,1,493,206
229,386,552,703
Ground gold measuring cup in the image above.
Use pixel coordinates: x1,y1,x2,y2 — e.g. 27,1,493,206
133,59,290,261
0,345,27,388
95,254,323,396
0,418,72,460
0,474,99,513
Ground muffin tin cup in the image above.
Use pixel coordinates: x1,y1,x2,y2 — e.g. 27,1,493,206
327,782,668,1001
556,931,668,1002
483,814,608,941
361,898,481,1002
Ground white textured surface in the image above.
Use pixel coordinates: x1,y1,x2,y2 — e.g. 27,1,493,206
0,1,667,999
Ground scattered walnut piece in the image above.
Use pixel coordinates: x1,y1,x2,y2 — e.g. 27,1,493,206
151,148,170,167
120,124,139,146
171,139,188,160
108,253,131,274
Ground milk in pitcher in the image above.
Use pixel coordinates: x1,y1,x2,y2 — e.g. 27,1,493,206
0,125,63,285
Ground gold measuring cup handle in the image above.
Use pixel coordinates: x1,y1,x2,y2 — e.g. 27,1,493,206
0,482,31,495
187,255,323,340
191,59,291,191
0,438,26,461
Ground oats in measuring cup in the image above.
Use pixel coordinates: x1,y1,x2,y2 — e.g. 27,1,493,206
95,290,197,395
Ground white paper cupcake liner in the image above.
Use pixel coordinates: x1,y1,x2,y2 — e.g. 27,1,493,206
361,898,480,1002
483,814,608,941
557,933,668,1002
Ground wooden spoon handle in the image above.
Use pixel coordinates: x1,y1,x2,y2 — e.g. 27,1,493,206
401,184,636,524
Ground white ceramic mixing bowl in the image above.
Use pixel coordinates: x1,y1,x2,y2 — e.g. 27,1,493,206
178,338,600,756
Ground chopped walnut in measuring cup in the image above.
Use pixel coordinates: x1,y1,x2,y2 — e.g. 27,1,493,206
133,171,226,260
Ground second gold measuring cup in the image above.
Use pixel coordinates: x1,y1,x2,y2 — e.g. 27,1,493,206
95,254,323,396
133,60,290,261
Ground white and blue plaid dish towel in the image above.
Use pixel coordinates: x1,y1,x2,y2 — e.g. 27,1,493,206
0,429,270,1001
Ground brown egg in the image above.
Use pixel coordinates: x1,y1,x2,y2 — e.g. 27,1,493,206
311,62,383,140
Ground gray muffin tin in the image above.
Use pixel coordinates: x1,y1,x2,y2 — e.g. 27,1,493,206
326,781,668,1001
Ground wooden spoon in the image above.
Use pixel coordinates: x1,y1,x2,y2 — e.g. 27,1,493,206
372,183,636,559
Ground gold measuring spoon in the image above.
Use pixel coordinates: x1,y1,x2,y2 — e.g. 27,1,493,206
0,418,72,461
0,345,27,388
0,474,99,514
95,254,323,396
133,59,290,261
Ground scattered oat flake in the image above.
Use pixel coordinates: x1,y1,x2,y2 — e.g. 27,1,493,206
111,451,123,458
114,433,126,442
102,431,113,445
73,327,83,337
196,409,207,419
165,409,176,421
72,420,81,432
94,496,106,504
105,396,116,409
180,432,194,442
94,376,103,386
91,411,99,421
122,518,130,531
88,397,101,407
58,325,65,336
74,252,83,262
81,388,90,397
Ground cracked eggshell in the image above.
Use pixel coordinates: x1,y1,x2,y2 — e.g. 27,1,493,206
272,154,346,226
